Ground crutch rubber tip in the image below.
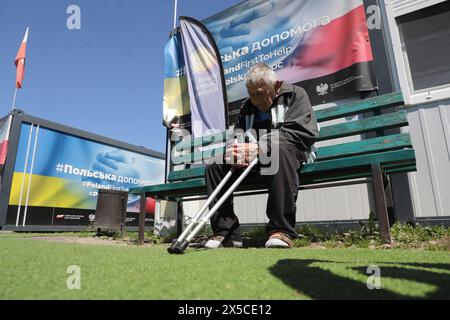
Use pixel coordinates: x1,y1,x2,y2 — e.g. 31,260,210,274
167,240,189,254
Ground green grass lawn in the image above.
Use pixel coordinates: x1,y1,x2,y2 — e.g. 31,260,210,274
0,232,449,300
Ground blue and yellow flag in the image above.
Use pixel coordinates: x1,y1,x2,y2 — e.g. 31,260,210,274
162,29,190,128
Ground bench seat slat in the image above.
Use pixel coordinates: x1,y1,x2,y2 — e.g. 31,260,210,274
301,148,414,173
130,178,206,196
174,131,231,153
175,147,224,165
168,166,205,182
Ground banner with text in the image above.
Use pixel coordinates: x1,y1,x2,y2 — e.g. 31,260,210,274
203,0,377,124
180,17,228,138
7,124,164,227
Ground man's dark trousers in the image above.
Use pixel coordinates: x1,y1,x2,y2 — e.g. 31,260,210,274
205,143,306,242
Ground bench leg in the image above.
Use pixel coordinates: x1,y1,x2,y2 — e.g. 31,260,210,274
138,193,146,245
371,164,392,244
383,172,396,226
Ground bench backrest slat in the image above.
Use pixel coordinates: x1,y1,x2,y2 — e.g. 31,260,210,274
317,110,407,141
314,91,404,122
317,133,411,160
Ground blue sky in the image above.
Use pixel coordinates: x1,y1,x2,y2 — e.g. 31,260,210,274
0,0,243,153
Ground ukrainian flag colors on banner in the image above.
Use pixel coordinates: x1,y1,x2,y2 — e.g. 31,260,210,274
162,29,190,128
9,173,91,208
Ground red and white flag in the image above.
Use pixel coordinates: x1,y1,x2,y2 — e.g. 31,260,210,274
14,27,29,89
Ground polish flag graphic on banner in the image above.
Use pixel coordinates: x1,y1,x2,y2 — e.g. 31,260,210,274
0,115,12,166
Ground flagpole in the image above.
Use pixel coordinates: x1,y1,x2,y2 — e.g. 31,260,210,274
11,87,18,112
173,0,178,29
168,0,178,180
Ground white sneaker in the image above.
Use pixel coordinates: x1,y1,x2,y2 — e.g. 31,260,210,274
265,238,290,248
204,237,223,249
265,232,293,248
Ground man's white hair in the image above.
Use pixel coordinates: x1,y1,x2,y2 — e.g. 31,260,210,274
246,63,278,87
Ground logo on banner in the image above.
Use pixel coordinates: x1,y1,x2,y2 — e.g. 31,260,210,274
316,83,329,96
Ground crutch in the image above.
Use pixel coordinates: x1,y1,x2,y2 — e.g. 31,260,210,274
167,157,258,254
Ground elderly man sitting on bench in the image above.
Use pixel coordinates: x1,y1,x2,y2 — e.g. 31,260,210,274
204,63,319,249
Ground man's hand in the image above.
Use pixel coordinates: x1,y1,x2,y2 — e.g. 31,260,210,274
225,143,259,168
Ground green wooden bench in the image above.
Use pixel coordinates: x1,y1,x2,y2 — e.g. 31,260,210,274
130,91,416,245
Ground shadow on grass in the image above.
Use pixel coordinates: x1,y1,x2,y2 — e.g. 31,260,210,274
269,259,450,299
351,264,450,299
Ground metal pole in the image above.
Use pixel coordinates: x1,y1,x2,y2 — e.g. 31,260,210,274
22,125,40,227
138,193,146,245
165,128,170,183
11,88,18,112
173,0,178,29
15,124,34,226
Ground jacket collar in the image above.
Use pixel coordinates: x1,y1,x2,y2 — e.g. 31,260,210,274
277,81,294,97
